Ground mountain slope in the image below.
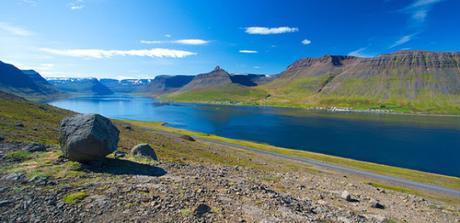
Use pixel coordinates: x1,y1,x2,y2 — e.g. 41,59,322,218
144,75,194,95
0,61,61,100
163,50,460,114
47,78,114,95
181,66,233,90
162,66,269,103
99,78,153,93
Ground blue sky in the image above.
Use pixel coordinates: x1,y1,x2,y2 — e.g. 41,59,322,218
0,0,459,78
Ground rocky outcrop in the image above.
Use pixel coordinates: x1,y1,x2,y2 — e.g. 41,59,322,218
59,114,119,162
130,143,158,160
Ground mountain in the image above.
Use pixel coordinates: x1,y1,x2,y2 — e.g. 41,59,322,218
161,66,270,103
144,75,194,95
47,77,114,95
99,78,153,93
163,50,460,114
0,61,61,100
181,66,233,90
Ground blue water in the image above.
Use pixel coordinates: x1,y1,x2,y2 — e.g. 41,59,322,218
49,95,460,177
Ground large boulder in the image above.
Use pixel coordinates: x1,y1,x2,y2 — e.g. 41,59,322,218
130,143,158,160
59,114,119,162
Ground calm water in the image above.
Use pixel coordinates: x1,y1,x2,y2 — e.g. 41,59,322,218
49,95,460,177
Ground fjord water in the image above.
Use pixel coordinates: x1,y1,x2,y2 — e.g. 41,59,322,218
49,95,460,177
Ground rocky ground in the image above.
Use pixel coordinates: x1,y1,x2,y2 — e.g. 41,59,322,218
1,141,459,223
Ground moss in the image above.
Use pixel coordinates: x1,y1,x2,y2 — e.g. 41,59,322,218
63,191,89,204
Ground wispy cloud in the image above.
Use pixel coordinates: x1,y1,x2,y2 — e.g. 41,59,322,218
245,26,299,35
348,48,373,57
239,50,258,54
0,22,34,36
301,39,311,45
402,0,443,24
390,34,416,48
40,48,196,58
69,0,85,10
140,39,209,45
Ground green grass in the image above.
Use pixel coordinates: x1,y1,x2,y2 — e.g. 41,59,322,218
5,150,33,160
161,84,268,105
158,69,460,115
125,120,460,191
63,191,89,204
0,96,73,144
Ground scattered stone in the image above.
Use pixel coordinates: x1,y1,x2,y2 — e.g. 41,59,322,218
179,135,195,142
15,122,24,127
370,199,385,209
114,151,126,158
23,143,47,152
2,172,26,182
0,135,4,142
0,200,11,207
341,191,353,202
28,176,49,185
194,203,211,217
131,144,158,160
123,124,132,130
59,114,120,162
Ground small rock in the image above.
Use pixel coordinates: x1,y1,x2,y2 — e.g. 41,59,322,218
370,199,385,209
0,200,11,207
28,175,49,185
194,203,211,217
23,143,47,152
114,151,126,158
341,191,353,202
123,124,132,130
2,172,26,182
16,122,24,127
131,144,158,160
0,135,4,141
179,134,195,142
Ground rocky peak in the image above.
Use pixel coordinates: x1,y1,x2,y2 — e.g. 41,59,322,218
213,66,224,72
286,55,359,71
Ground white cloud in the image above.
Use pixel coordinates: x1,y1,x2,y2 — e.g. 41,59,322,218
301,39,312,45
140,40,163,44
348,48,372,57
140,39,209,45
390,34,416,48
0,22,34,36
403,0,443,23
69,0,85,10
239,50,258,54
174,39,208,45
40,48,196,58
164,34,172,38
245,26,299,35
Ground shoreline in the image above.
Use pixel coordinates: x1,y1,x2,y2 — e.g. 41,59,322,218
124,120,460,193
154,96,460,118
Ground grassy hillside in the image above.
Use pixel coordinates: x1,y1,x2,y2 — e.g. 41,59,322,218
160,51,460,114
161,84,269,105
